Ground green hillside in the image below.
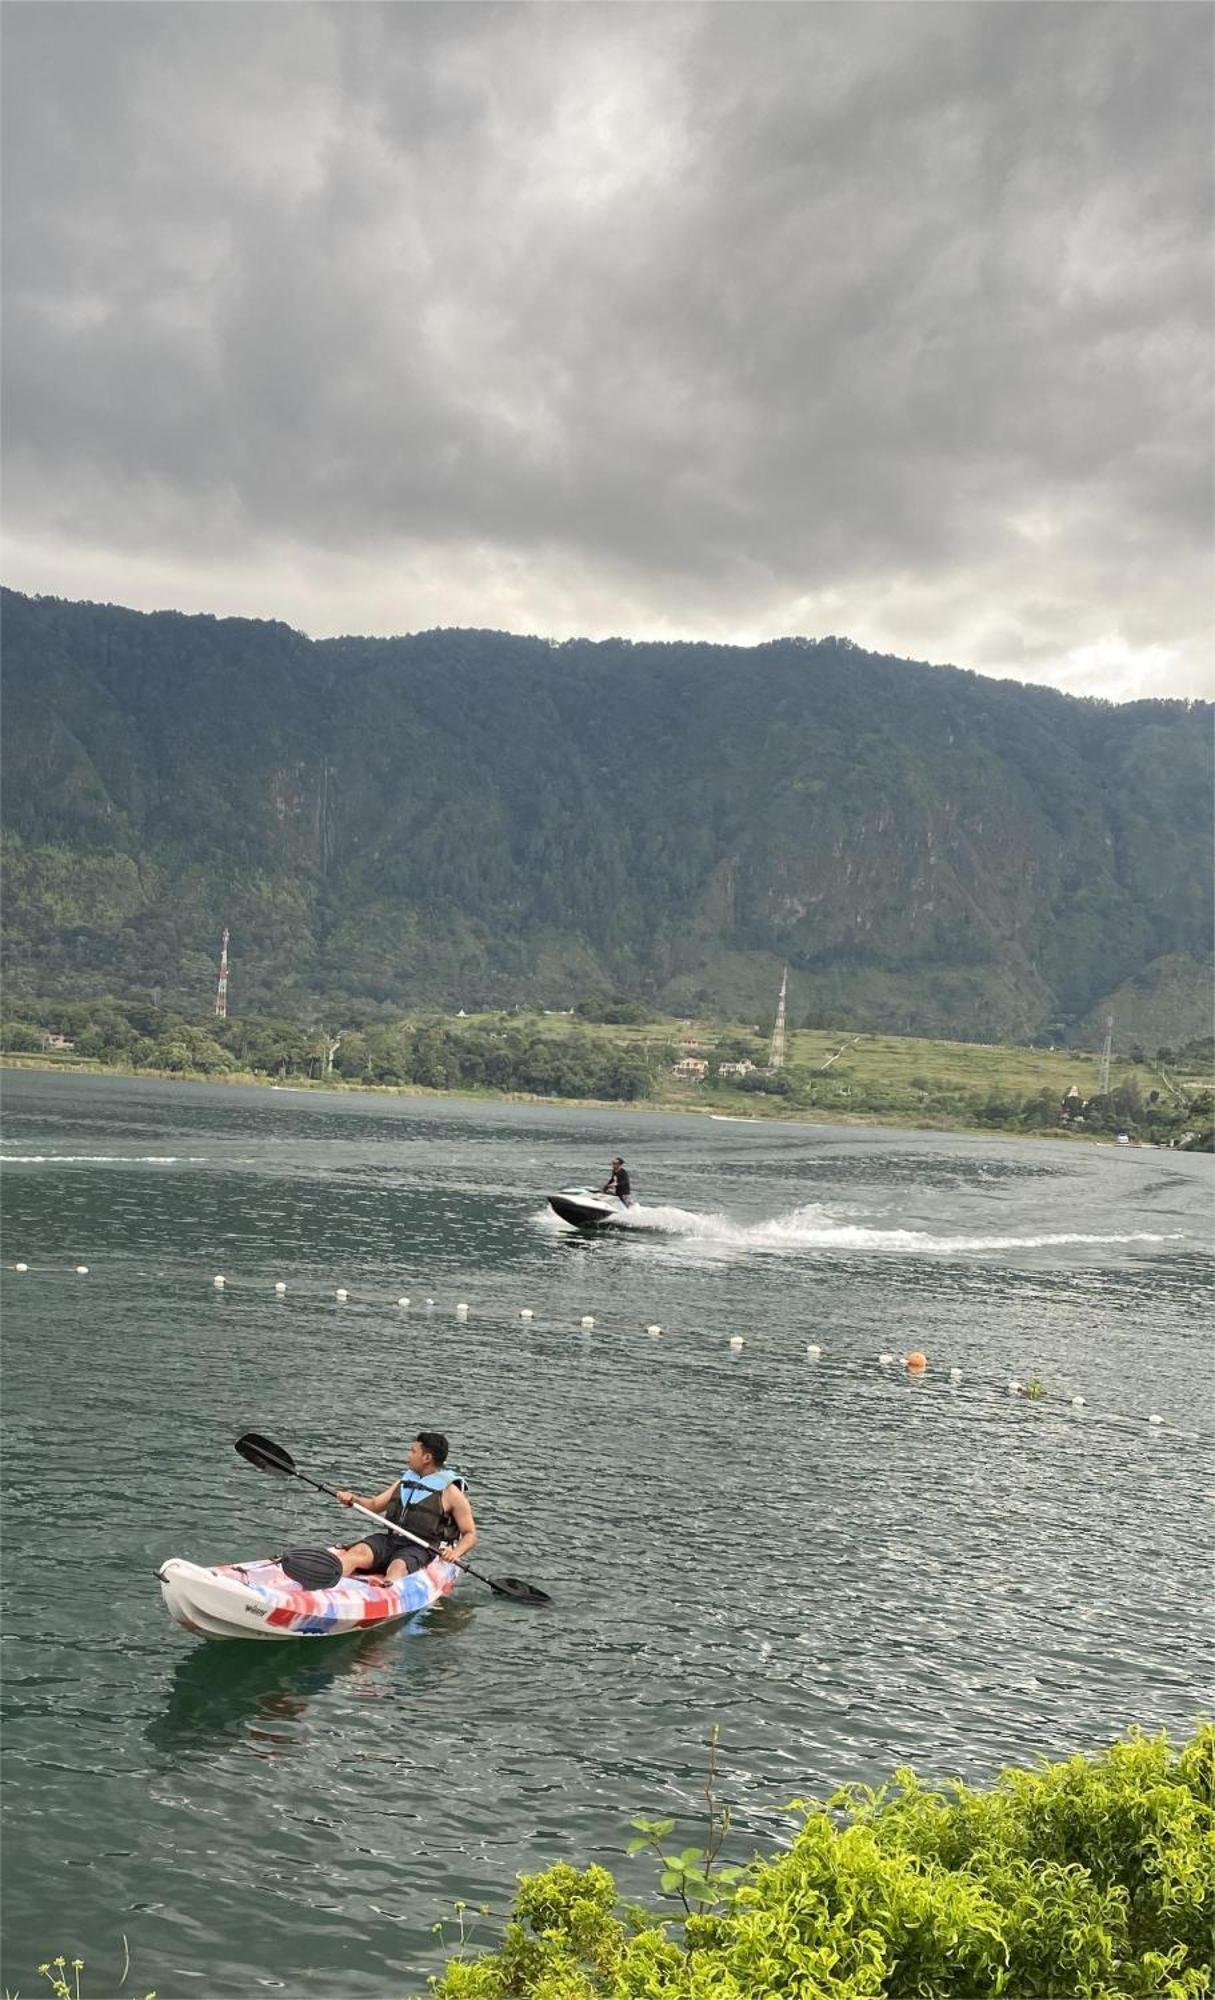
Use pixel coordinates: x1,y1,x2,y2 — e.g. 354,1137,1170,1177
2,588,1210,1047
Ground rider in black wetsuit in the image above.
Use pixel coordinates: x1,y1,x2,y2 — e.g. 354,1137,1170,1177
602,1157,633,1206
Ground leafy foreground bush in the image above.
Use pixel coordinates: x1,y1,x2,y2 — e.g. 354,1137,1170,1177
434,1726,1214,1999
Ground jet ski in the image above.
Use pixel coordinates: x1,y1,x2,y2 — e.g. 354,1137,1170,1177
548,1187,630,1229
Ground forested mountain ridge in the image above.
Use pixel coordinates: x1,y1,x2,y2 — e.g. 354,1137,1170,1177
2,587,1210,1045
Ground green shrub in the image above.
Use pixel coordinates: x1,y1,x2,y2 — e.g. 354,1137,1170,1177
433,1726,1214,1998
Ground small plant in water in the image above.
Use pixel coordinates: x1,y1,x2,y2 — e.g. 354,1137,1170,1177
39,1960,83,2000
431,1901,493,1964
626,1724,744,1916
12,1947,155,2000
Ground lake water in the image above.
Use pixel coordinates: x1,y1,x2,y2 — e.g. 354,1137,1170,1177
1,1071,1211,1997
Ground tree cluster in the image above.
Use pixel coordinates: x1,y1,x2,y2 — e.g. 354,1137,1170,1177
0,998,656,1102
332,1020,653,1100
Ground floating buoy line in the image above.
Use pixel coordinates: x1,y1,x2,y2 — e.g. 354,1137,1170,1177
2,1258,1205,1442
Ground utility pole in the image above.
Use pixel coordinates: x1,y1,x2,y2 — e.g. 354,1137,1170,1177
1097,1014,1113,1095
214,928,230,1018
769,967,789,1070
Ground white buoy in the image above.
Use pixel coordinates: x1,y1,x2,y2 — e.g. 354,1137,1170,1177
1148,1414,1163,1426
274,1281,287,1295
212,1275,225,1288
879,1352,895,1365
580,1315,595,1329
425,1297,435,1308
729,1335,745,1353
335,1288,348,1302
520,1308,534,1320
806,1343,821,1358
1071,1396,1086,1408
397,1296,411,1308
949,1366,962,1381
14,1262,28,1272
646,1323,662,1336
75,1265,89,1275
456,1302,469,1316
1007,1380,1023,1394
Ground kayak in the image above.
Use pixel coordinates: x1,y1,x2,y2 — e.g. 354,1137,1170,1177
548,1187,629,1229
158,1550,458,1642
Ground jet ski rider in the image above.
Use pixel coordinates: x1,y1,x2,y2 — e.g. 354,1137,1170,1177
602,1157,634,1207
334,1430,477,1581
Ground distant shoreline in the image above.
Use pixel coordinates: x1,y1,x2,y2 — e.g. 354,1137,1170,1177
0,1053,1125,1144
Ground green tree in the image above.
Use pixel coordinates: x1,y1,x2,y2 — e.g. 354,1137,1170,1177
148,1027,235,1074
0,1019,44,1052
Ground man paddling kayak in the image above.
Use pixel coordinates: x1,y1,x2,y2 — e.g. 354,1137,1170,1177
335,1430,477,1581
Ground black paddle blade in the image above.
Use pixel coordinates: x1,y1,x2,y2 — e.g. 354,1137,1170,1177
279,1547,344,1589
488,1575,552,1606
236,1431,297,1478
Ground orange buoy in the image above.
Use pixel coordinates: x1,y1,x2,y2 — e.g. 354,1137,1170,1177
905,1350,928,1371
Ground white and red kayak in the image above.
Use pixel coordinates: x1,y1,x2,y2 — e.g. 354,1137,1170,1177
158,1550,458,1643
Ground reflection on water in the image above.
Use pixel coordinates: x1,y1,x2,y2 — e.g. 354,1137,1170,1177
147,1604,482,1760
148,1633,386,1759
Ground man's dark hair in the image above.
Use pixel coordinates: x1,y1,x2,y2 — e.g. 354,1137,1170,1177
612,1156,624,1166
414,1430,449,1466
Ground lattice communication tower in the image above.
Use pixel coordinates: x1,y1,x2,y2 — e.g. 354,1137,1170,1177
769,967,789,1070
214,928,230,1019
1097,1014,1114,1095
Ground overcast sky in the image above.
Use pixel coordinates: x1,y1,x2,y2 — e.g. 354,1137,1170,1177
2,2,1211,700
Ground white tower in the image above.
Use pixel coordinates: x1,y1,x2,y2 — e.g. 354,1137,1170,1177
1097,1014,1113,1095
214,929,230,1018
769,967,789,1070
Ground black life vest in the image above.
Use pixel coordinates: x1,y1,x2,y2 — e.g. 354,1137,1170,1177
383,1468,466,1549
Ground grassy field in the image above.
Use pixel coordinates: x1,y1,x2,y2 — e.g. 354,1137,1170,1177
389,1010,1208,1127
420,1009,1196,1085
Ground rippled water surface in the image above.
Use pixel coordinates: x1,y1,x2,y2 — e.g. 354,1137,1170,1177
2,1073,1212,1996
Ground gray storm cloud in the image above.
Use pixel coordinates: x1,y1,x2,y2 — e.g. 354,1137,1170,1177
2,1,1211,698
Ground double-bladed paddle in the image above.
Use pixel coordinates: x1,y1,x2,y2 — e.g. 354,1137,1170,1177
234,1431,552,1605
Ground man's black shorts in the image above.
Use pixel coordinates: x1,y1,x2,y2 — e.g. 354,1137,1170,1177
346,1530,433,1576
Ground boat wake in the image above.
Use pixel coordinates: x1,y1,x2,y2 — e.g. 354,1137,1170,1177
540,1199,1183,1260
0,1152,209,1165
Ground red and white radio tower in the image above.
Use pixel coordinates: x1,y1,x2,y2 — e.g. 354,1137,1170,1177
214,928,230,1018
